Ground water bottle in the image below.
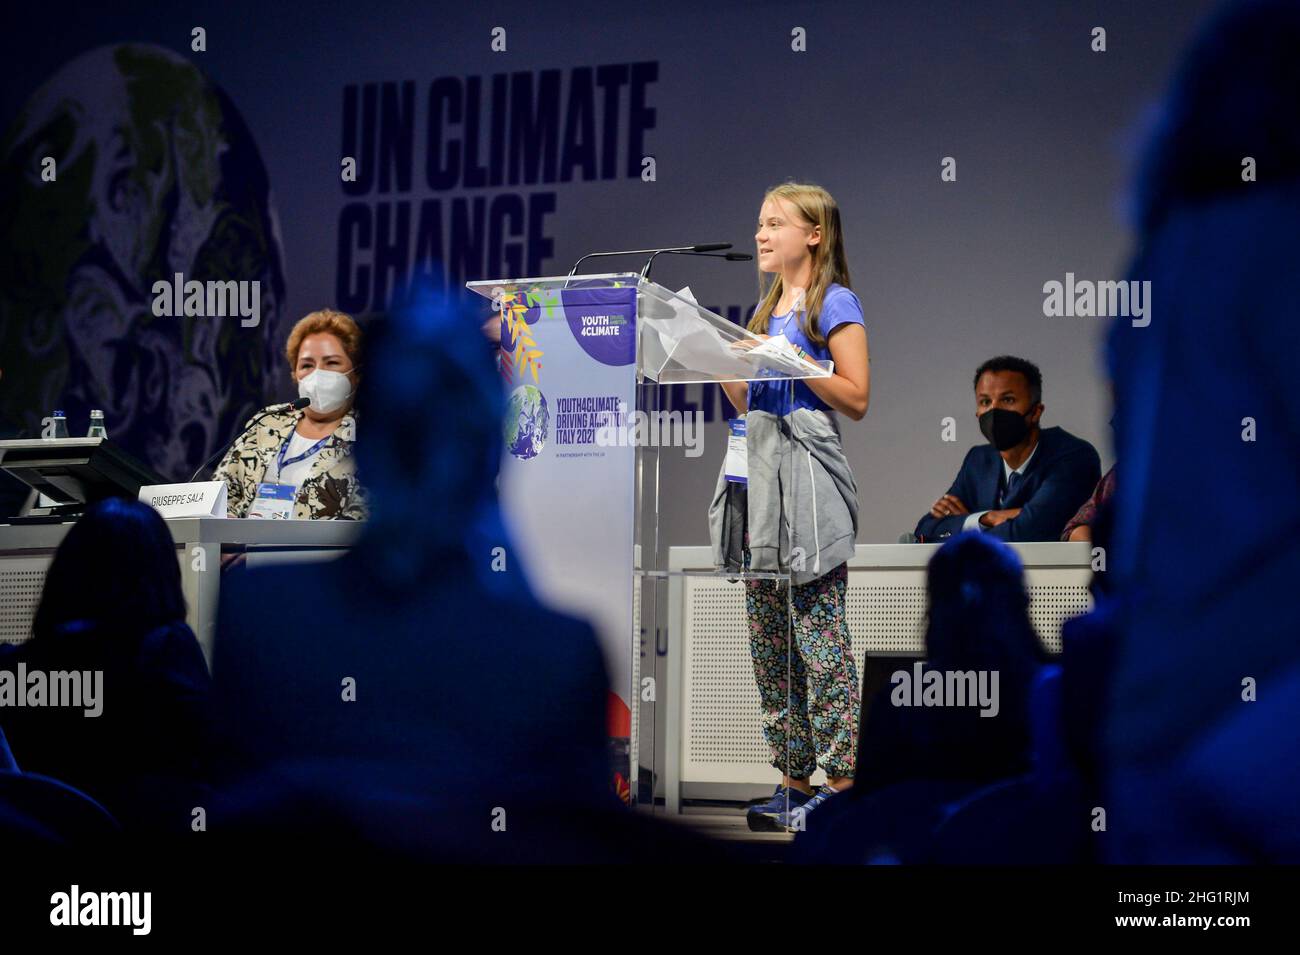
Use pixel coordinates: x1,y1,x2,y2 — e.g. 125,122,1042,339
87,410,108,440
48,410,69,440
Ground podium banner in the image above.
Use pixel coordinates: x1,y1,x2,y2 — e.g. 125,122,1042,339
497,283,637,739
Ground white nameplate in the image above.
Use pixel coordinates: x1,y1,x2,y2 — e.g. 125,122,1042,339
139,481,227,518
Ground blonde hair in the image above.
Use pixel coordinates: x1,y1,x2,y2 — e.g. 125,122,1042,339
749,182,852,348
285,309,362,378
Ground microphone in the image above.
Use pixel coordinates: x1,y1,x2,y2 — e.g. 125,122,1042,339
188,397,310,483
566,243,734,279
639,249,752,281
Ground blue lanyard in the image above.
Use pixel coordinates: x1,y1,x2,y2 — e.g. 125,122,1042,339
277,432,330,474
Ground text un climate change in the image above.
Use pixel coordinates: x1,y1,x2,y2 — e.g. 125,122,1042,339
335,63,660,314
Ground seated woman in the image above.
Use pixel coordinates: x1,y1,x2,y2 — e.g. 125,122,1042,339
0,498,211,833
1061,465,1116,542
216,309,367,520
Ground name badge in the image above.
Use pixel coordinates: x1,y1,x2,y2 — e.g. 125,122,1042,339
247,482,297,520
139,481,227,518
725,417,747,484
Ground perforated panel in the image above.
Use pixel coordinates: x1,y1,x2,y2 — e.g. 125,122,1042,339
0,567,46,644
682,580,767,767
847,572,928,654
1028,584,1092,655
680,564,1092,784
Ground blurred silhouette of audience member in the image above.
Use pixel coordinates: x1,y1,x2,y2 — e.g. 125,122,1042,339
207,286,727,863
918,507,1121,864
796,533,1047,861
1103,0,1300,861
1059,494,1119,809
859,533,1048,792
0,498,211,833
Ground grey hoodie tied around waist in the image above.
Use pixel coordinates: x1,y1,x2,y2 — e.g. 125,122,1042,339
708,408,858,585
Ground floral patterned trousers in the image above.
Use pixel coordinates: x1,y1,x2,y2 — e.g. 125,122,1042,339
745,562,860,780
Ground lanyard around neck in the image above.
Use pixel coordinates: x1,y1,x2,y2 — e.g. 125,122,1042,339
278,431,330,473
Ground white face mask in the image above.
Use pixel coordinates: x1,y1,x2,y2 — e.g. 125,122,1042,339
298,368,354,414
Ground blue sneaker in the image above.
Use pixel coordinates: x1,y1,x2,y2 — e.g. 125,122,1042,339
746,785,814,832
775,784,840,833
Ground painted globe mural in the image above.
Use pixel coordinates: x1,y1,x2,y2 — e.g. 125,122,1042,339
0,43,285,482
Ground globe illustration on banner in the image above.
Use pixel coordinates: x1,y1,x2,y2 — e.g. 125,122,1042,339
505,385,549,460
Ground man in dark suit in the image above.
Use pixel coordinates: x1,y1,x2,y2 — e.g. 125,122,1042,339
914,356,1100,542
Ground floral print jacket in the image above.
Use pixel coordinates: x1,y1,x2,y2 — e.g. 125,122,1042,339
213,406,367,520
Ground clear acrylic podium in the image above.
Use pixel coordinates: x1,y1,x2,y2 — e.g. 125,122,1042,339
467,272,834,820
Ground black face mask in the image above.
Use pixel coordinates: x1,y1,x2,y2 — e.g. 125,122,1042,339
979,407,1034,451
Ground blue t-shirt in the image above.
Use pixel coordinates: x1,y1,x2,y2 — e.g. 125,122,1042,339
747,283,865,415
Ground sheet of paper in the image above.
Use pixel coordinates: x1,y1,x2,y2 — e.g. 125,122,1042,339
639,287,828,381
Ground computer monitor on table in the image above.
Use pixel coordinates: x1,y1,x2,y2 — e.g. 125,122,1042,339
0,438,165,521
